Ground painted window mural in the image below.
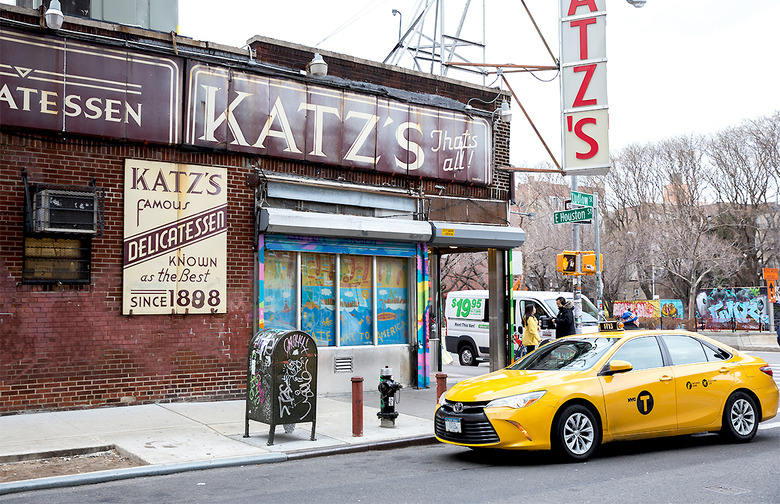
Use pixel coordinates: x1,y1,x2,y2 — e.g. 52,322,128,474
302,253,336,346
262,235,416,347
339,255,373,346
377,256,408,344
263,250,297,330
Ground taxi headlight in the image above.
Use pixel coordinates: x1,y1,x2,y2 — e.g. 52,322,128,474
438,392,448,406
486,391,546,409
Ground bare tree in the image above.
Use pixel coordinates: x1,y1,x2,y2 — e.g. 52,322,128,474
706,113,780,281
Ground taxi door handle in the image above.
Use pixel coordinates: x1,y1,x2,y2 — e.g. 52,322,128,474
659,375,673,382
719,367,729,374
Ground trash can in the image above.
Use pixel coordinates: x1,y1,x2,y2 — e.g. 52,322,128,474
244,328,317,445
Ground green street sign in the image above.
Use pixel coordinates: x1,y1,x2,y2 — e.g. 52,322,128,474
571,191,594,207
554,206,593,224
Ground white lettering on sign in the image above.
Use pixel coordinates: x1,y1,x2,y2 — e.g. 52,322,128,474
185,66,492,186
559,0,610,176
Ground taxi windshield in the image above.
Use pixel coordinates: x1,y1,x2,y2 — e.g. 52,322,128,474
509,337,618,371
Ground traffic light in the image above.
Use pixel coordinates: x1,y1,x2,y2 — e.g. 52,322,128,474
582,253,603,274
557,251,578,274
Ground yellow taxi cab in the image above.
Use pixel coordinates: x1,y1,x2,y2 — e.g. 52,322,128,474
434,324,779,461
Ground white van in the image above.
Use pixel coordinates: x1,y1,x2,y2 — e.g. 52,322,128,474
443,290,600,366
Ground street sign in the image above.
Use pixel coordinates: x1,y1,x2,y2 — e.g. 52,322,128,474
554,206,593,224
571,191,594,208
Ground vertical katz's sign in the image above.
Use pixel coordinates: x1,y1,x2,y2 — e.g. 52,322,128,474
559,0,610,176
0,27,181,144
123,160,227,315
184,63,491,186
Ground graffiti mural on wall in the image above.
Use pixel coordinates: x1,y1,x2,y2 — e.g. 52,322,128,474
696,287,769,330
613,299,684,328
613,300,660,319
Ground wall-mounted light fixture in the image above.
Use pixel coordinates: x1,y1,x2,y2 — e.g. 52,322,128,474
44,0,64,30
625,0,646,7
499,100,512,123
307,53,328,77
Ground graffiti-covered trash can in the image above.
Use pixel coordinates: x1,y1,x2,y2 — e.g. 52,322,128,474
244,328,317,445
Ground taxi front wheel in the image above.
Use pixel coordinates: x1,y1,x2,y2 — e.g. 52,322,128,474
553,404,600,462
720,391,758,443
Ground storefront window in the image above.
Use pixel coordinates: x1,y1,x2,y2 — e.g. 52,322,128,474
264,250,297,330
339,255,372,346
301,252,336,346
376,256,408,344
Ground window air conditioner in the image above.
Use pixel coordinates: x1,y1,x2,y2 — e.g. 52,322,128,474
33,189,98,234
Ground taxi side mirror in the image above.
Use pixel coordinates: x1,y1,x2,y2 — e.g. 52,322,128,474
605,359,633,375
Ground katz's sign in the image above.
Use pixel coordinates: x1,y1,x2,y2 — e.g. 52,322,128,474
0,27,182,144
184,64,492,185
559,0,610,176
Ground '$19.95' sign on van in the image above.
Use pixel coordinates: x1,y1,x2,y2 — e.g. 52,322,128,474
451,297,484,319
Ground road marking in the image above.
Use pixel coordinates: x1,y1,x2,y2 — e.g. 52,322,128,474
758,422,780,430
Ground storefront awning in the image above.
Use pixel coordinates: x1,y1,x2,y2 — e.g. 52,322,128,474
429,221,525,250
259,208,432,242
259,209,525,250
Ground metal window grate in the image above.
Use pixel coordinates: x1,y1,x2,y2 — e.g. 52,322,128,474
22,236,91,284
334,357,353,373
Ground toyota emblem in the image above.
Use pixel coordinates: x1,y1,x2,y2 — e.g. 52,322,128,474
453,402,464,413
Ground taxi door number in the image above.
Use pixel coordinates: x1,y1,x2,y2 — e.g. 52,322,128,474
445,417,462,433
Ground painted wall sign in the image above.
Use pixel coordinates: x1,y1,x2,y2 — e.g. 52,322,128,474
0,27,182,144
184,63,492,185
559,0,610,176
122,159,227,315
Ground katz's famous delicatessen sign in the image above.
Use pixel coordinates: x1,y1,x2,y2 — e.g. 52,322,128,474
123,160,227,315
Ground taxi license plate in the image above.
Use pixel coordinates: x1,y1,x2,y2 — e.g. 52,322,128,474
445,417,462,433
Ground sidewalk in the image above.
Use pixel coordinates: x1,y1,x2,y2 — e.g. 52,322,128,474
0,380,447,496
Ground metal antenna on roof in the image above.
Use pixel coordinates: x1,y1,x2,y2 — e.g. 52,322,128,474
383,0,487,83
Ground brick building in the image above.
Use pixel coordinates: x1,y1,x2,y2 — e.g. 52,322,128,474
0,3,522,414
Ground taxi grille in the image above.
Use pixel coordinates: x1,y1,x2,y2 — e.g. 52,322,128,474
435,402,499,444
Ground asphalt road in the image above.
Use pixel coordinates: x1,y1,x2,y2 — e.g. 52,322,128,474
3,423,777,504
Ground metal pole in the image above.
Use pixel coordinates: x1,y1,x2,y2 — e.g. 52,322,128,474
572,176,582,332
594,193,603,320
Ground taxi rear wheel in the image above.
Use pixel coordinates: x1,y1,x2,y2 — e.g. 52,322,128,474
720,391,758,443
553,404,600,462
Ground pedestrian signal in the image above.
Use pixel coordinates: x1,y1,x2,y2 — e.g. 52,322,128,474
582,253,602,274
557,252,578,274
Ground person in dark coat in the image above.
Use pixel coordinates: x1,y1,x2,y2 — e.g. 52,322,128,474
553,297,575,338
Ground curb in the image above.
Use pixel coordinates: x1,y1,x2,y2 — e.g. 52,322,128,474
286,435,437,461
0,436,438,496
0,453,287,496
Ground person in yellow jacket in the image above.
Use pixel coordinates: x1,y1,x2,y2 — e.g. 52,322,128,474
522,304,540,353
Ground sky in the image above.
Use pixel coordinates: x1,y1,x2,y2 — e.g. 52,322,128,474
174,0,780,170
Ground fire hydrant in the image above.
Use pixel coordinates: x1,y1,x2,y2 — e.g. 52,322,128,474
377,366,403,428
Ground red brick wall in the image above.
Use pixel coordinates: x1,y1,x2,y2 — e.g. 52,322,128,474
0,131,255,413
